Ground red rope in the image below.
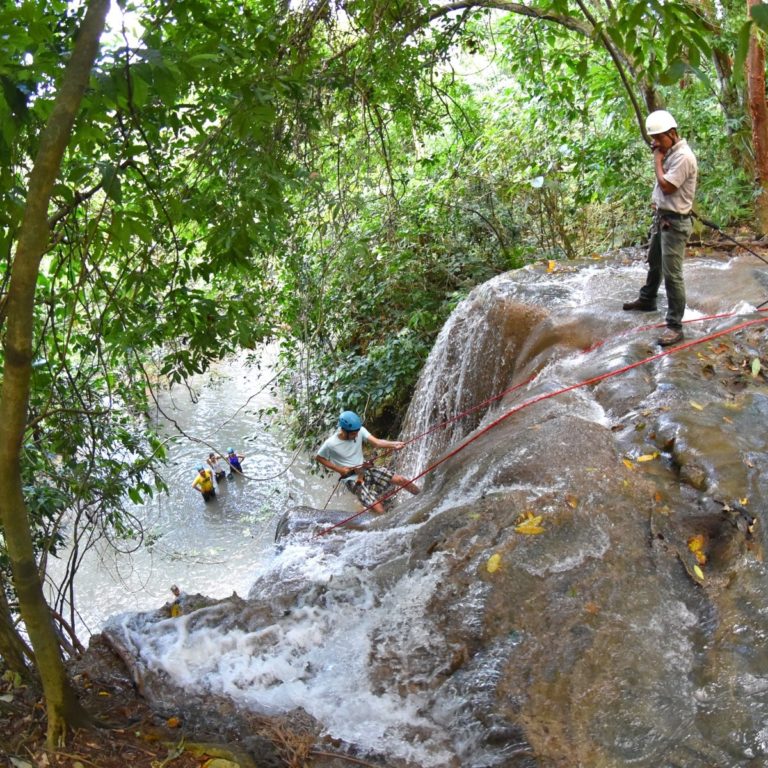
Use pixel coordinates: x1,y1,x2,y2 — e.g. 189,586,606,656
392,307,768,449
315,314,768,537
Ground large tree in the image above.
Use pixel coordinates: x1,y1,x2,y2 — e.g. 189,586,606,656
746,0,768,232
0,0,110,747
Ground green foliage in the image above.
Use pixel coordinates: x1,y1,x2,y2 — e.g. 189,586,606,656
0,0,764,634
268,0,761,438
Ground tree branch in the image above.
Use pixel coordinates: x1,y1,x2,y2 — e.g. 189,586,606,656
427,0,592,37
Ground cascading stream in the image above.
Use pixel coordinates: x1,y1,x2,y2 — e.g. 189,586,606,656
103,252,768,767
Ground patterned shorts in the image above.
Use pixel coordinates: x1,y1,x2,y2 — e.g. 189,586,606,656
345,466,395,508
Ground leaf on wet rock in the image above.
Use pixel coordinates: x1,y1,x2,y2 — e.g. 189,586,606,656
740,497,749,506
565,494,579,508
637,451,659,462
486,553,502,573
690,401,705,411
547,259,556,273
515,514,545,535
170,603,182,618
751,357,762,377
622,458,634,470
516,525,545,535
687,535,707,565
693,565,705,581
166,716,181,728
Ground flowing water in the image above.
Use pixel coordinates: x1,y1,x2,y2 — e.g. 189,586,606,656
49,350,358,637
89,253,768,767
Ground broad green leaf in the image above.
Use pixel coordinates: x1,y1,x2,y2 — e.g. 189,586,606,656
660,60,687,86
733,20,753,82
751,3,768,32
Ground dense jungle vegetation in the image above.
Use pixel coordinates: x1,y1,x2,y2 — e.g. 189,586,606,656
2,0,768,748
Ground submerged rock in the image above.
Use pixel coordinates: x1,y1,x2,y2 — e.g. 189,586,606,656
104,253,768,768
273,505,375,543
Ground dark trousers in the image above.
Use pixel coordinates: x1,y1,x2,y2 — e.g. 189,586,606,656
638,213,693,331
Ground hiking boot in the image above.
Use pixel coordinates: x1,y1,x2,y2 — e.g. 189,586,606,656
657,328,684,347
622,299,657,311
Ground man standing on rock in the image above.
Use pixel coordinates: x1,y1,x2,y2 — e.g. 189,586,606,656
622,109,698,347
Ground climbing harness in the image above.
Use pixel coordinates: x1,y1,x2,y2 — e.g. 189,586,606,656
319,454,381,510
316,310,768,537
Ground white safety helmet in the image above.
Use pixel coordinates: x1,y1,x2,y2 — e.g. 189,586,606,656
645,110,677,136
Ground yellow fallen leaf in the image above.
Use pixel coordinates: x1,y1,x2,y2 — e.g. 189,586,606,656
516,524,545,535
740,497,749,506
486,553,502,573
565,494,579,509
166,716,181,728
623,458,634,470
690,401,705,411
687,534,705,553
693,565,705,581
98,691,110,697
547,260,556,273
170,603,182,618
637,452,659,462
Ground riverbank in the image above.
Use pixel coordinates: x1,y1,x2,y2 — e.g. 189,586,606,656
1,636,360,768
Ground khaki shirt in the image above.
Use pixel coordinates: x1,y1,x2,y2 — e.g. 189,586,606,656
651,138,697,214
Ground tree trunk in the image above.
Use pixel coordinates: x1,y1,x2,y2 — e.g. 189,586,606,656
747,0,768,233
0,0,109,748
0,572,35,678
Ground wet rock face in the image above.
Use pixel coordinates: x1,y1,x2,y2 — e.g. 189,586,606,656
105,254,768,768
